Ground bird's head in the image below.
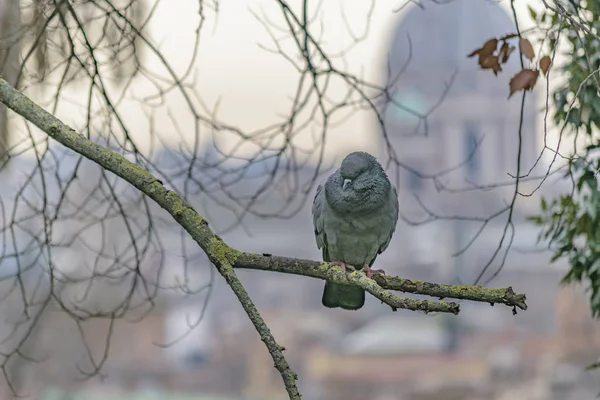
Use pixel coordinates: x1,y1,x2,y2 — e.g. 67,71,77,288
339,151,382,192
325,151,390,213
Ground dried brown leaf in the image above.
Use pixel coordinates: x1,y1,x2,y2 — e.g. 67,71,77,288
480,55,502,75
498,42,515,64
519,38,535,61
498,42,509,59
481,38,499,56
509,69,539,98
539,55,551,76
468,38,498,59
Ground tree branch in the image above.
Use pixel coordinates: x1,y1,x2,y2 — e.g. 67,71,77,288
0,77,301,400
234,253,527,312
0,77,528,398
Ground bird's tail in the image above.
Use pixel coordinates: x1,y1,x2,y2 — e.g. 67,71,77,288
322,281,365,310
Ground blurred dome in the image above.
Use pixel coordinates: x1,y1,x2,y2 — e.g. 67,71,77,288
384,0,519,95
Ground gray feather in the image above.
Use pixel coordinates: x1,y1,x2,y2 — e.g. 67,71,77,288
311,151,399,310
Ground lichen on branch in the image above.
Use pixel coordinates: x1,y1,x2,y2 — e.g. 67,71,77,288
0,77,528,399
234,252,527,312
0,77,302,400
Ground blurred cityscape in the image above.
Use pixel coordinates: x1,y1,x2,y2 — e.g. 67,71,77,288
1,0,600,400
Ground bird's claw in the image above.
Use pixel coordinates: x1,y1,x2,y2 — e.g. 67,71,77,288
329,262,384,278
362,264,385,279
330,261,356,272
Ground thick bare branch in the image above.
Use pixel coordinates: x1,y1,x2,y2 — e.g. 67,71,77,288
0,75,533,395
0,76,302,400
234,253,526,311
0,76,528,314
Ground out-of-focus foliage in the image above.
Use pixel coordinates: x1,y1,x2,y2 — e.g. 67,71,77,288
527,1,600,317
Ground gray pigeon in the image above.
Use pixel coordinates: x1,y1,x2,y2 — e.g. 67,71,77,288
312,151,399,310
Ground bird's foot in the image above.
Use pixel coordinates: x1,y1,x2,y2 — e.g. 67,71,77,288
330,261,356,272
362,264,385,279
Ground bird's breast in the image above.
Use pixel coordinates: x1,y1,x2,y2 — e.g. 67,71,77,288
324,207,387,266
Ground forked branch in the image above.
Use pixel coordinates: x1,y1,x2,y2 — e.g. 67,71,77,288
0,77,528,399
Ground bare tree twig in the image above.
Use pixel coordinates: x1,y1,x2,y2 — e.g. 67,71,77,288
234,253,526,311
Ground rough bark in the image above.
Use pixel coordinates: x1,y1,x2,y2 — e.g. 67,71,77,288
0,77,529,399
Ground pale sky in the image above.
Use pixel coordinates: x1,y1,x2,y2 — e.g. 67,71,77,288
23,0,565,164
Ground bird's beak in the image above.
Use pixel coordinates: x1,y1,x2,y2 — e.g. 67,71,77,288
343,178,352,190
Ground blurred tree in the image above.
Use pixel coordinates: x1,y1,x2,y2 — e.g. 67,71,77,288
0,0,145,168
527,1,600,317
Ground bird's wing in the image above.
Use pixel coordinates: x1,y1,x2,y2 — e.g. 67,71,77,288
377,184,400,255
312,182,331,261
